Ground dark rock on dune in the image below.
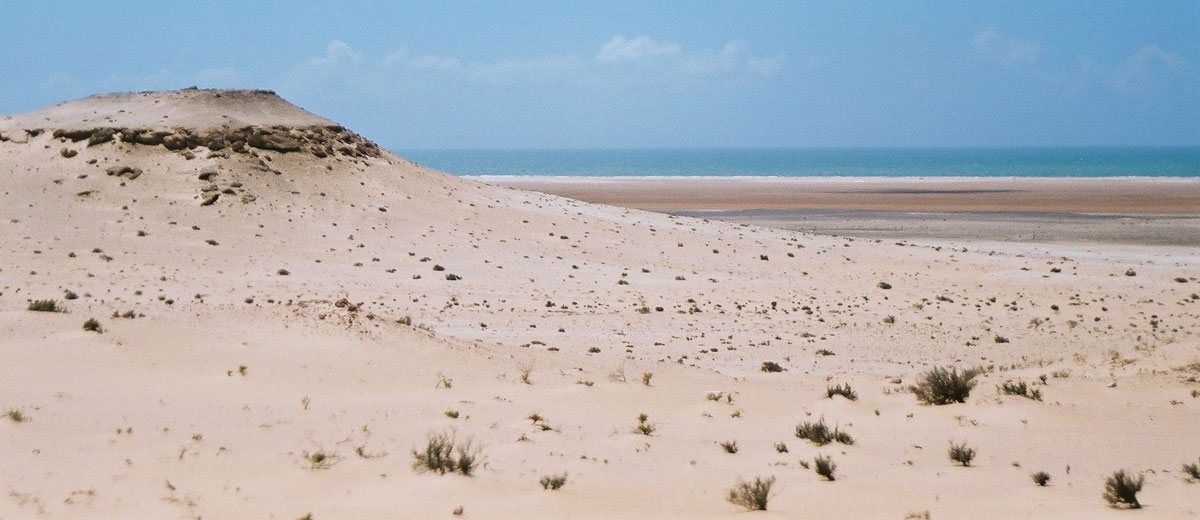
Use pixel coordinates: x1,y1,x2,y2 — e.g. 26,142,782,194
105,165,143,179
87,128,115,146
53,128,95,141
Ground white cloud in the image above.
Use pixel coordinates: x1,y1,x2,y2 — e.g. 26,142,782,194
1110,45,1189,93
596,35,682,62
408,55,462,71
1070,44,1192,95
971,29,1042,66
276,37,782,99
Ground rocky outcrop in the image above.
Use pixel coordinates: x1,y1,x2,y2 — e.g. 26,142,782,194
33,125,382,159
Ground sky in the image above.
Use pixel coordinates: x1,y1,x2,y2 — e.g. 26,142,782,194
1,1,1196,149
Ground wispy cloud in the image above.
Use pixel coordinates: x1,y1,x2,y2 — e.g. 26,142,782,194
596,35,681,62
281,36,782,94
971,29,1042,66
1072,44,1192,95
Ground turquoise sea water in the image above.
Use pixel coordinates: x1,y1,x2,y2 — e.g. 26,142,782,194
396,147,1200,178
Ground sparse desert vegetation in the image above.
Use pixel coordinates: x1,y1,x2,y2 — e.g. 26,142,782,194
412,431,481,476
825,383,858,400
633,413,656,435
795,417,854,446
813,454,837,481
948,441,976,466
1102,470,1143,508
540,473,567,490
27,299,62,312
911,366,980,405
998,380,1042,401
727,476,774,511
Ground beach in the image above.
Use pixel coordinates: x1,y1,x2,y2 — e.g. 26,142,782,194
476,176,1200,245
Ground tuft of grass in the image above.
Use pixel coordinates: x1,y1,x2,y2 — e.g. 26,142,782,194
28,299,62,312
774,442,788,453
641,372,653,386
813,454,836,481
911,366,980,405
1102,470,1143,508
948,441,976,466
540,473,568,490
517,361,534,384
444,410,459,419
727,476,775,511
761,361,784,373
1032,471,1051,486
825,383,858,401
795,417,854,446
1182,459,1200,481
83,318,102,332
6,409,27,423
999,380,1042,401
309,451,330,469
633,413,656,435
720,440,739,454
412,431,481,476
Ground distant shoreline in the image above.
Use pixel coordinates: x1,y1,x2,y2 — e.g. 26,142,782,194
474,176,1200,216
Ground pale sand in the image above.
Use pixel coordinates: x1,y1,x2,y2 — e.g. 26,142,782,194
2,91,1199,519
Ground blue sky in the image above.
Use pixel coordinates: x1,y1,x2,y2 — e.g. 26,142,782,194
1,1,1196,149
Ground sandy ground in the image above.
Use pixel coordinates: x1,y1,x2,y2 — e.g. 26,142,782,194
2,91,1199,519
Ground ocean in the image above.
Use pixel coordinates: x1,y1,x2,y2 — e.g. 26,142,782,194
396,147,1200,179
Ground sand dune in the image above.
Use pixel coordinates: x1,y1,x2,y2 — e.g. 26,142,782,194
2,90,1198,518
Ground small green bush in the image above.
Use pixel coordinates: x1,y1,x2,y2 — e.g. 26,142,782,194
999,381,1042,401
412,431,481,476
814,454,836,481
5,409,26,423
825,383,858,401
1182,460,1199,481
1031,471,1051,486
720,440,738,454
28,299,62,312
540,473,568,490
634,413,655,435
1102,470,1143,508
309,451,330,469
911,366,980,405
948,441,976,466
83,318,102,332
795,417,854,446
727,476,775,511
761,361,784,373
